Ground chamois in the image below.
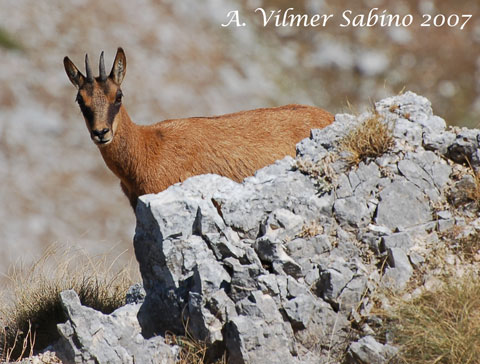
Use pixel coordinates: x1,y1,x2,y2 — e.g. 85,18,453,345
64,48,334,209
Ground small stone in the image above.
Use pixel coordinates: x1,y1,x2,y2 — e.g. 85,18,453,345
446,129,480,166
346,335,398,364
255,236,303,278
438,218,455,232
382,248,413,290
367,224,392,235
409,251,425,268
380,232,413,253
392,118,423,146
315,260,354,306
436,210,452,219
336,173,353,198
334,196,370,227
423,130,456,154
126,283,146,304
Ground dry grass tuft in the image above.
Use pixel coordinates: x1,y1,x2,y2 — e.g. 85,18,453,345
293,153,336,193
1,321,35,362
165,325,227,364
439,228,480,263
339,113,394,165
384,275,480,364
0,246,135,361
296,221,324,239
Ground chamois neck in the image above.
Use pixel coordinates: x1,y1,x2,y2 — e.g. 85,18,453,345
98,106,144,182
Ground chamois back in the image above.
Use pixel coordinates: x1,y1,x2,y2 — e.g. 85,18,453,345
150,104,333,185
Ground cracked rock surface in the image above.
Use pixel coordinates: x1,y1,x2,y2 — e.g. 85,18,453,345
55,92,480,363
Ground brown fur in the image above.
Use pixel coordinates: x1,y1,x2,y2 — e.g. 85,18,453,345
64,48,334,209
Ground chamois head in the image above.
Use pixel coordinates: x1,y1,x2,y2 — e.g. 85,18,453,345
64,48,126,146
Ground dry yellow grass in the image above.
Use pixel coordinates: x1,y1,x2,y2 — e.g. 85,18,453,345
438,228,480,264
165,320,227,364
384,275,480,364
0,246,135,361
339,113,394,165
296,221,324,238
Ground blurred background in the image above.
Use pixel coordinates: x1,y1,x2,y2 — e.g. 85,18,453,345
0,0,479,284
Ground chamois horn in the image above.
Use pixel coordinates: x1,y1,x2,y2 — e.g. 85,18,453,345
99,51,107,81
85,54,93,82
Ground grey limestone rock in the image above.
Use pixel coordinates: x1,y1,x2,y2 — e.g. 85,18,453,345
397,159,440,201
55,92,478,363
346,335,398,364
376,179,432,230
316,260,354,303
392,118,423,146
298,113,359,157
56,290,175,364
409,251,425,268
254,236,303,278
446,129,480,166
423,130,456,155
380,232,413,253
225,291,297,364
334,196,370,227
376,91,437,128
315,258,369,312
260,208,305,240
404,151,452,190
382,248,413,290
335,173,353,198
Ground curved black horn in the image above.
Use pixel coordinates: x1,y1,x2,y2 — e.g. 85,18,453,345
85,54,93,82
99,51,107,81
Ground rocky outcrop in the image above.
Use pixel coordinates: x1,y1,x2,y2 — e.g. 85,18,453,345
55,291,175,364
54,92,480,363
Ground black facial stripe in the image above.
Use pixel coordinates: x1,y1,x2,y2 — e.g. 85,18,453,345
79,103,94,126
107,103,121,127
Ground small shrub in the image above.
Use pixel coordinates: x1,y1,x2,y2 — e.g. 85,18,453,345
0,27,22,50
385,275,480,364
296,221,323,238
339,113,394,165
0,246,135,360
293,154,336,193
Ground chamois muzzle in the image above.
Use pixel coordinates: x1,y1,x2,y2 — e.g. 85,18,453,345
91,127,112,145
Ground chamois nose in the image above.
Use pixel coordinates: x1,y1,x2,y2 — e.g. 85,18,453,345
92,128,110,137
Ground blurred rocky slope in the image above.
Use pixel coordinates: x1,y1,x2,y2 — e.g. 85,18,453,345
0,0,479,281
53,92,480,363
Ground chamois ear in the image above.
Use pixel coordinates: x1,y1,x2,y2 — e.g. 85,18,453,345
64,56,85,89
109,47,126,85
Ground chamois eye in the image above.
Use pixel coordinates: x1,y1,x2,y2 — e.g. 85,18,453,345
115,91,123,105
